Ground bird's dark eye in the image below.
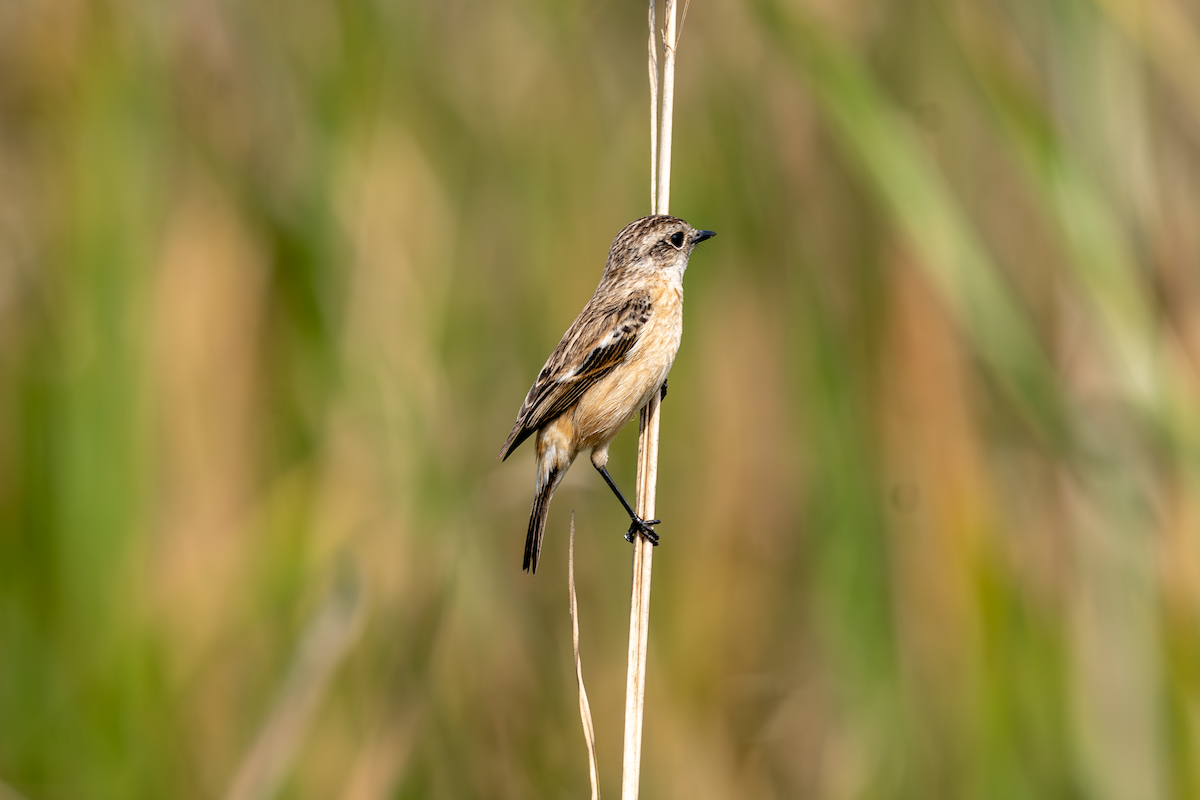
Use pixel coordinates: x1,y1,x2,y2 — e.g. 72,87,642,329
668,231,685,249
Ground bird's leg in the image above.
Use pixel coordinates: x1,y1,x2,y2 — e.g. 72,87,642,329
594,464,660,545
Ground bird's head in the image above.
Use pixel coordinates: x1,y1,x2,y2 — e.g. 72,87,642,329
601,214,716,285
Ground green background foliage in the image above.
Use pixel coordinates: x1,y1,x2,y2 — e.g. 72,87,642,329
1,0,1198,797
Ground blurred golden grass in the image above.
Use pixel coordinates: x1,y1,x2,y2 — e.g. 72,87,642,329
0,0,1199,798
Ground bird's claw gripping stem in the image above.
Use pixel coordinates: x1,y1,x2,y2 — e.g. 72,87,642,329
624,516,660,546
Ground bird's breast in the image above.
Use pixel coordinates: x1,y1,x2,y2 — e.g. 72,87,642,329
571,286,683,449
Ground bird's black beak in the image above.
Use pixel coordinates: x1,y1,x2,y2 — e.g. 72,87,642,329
693,229,716,244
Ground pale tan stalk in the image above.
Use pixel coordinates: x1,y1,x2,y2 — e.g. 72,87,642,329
570,513,601,800
655,1,678,216
648,1,659,213
622,3,680,798
621,394,661,800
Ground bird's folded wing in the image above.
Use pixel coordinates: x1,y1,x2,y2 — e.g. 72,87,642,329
497,295,652,460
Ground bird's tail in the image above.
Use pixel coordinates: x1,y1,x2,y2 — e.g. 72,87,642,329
524,466,561,573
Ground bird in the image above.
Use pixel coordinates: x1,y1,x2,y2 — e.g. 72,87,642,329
498,214,715,573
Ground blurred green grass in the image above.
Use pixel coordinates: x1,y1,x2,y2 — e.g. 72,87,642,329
2,0,1200,798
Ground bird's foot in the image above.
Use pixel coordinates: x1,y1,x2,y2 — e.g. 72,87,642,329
624,516,661,546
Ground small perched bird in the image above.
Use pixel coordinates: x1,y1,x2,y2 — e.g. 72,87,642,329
498,215,715,573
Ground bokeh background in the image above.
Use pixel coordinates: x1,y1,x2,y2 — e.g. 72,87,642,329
2,0,1199,797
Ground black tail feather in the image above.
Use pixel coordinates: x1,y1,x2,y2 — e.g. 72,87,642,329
497,423,534,462
523,467,559,573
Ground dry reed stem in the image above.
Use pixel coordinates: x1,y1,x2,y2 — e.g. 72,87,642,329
655,1,678,215
621,395,661,799
622,3,680,798
648,1,659,213
570,513,601,800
